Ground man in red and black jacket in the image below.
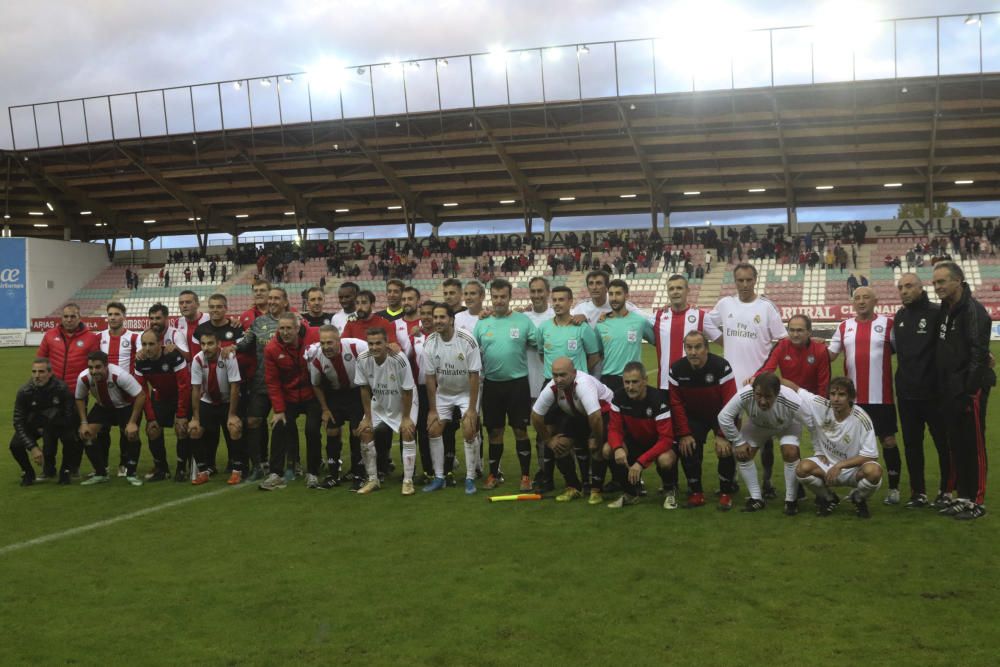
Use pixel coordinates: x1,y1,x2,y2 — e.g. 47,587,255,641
667,330,739,510
751,313,830,396
258,313,321,490
133,329,191,482
37,303,100,388
603,361,676,507
342,290,398,349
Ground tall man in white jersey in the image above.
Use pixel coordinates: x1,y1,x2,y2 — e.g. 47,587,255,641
423,303,482,494
525,276,555,490
790,376,883,519
100,301,141,477
354,328,418,495
708,262,787,498
455,280,485,334
827,286,900,504
718,372,804,514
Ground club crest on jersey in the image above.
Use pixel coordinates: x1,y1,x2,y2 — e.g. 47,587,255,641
121,339,131,348
226,331,234,339
704,374,714,383
52,397,59,405
509,329,519,339
344,353,353,361
806,355,815,364
874,325,884,334
754,314,761,324
844,435,851,444
76,340,84,347
567,339,578,352
162,363,170,371
918,318,927,332
646,407,653,416
457,353,465,361
687,314,696,323
627,329,637,343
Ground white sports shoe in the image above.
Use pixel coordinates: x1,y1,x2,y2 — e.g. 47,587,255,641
607,494,639,509
882,489,900,505
258,473,287,491
662,490,678,510
305,473,320,489
117,465,127,478
357,479,380,495
401,480,415,496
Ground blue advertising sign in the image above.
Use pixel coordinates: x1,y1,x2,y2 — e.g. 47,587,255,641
0,238,27,328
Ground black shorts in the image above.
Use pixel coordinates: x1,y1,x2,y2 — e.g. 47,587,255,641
600,374,624,395
151,401,178,428
550,410,610,445
858,403,898,438
246,392,272,420
619,434,658,463
482,377,531,430
87,404,135,431
326,387,363,427
681,417,717,446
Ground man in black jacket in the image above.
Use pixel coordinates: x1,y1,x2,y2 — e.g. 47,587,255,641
932,261,993,520
10,359,77,486
895,273,950,509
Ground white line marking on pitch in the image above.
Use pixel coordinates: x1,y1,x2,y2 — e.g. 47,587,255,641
0,485,248,557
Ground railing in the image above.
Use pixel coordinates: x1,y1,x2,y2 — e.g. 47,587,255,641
9,11,1000,150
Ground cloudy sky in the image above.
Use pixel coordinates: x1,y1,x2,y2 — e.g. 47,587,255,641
2,0,996,242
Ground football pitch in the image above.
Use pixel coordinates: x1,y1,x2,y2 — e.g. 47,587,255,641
1,344,998,666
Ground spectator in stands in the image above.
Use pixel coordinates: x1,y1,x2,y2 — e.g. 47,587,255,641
847,273,859,297
221,264,228,282
197,266,206,283
694,264,704,279
184,267,192,282
209,260,217,282
859,275,869,287
164,270,170,288
125,268,133,290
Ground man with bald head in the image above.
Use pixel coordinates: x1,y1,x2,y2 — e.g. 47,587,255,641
829,285,900,504
894,273,949,508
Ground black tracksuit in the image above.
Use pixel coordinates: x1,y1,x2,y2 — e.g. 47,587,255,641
10,377,78,480
894,292,949,496
934,283,994,506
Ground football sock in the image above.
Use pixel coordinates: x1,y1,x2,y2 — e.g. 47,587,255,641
245,427,262,466
515,439,532,477
590,458,607,491
542,451,556,484
903,440,926,496
148,436,169,472
349,434,364,478
429,435,445,478
797,474,830,500
760,439,774,484
681,444,704,493
464,440,478,481
418,430,432,477
856,476,881,500
784,460,799,502
883,446,902,490
658,463,676,492
737,459,762,500
125,439,141,476
402,440,416,483
361,441,377,481
574,447,590,490
535,438,546,475
443,426,456,475
555,453,582,489
718,456,737,493
488,442,504,477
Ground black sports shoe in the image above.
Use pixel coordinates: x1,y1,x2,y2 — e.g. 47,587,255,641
954,504,986,521
351,477,365,492
854,499,871,519
58,471,71,486
904,493,928,509
762,482,777,500
784,500,799,516
828,491,841,508
445,472,457,488
319,475,340,489
815,496,835,517
638,479,647,497
145,469,169,482
19,475,35,487
939,499,966,516
741,498,766,513
173,467,188,483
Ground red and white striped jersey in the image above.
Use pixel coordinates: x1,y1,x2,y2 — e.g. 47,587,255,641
650,306,720,389
98,329,140,375
161,326,189,354
828,315,896,404
75,364,143,409
306,338,368,390
176,312,211,358
531,371,614,418
401,328,433,385
190,352,242,405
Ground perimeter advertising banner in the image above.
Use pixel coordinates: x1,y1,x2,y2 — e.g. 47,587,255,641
0,238,28,329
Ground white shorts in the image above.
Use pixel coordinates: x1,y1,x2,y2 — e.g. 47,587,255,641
435,392,478,423
741,421,801,449
372,396,419,433
804,456,874,487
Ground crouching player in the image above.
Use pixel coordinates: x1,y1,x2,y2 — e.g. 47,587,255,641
789,377,883,519
74,351,145,486
604,362,676,508
530,357,613,503
718,372,804,514
188,330,244,485
354,328,419,496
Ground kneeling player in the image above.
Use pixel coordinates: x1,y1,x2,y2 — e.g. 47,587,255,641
530,357,613,503
74,351,146,486
133,330,191,482
308,325,368,489
791,377,883,519
423,303,482,494
188,331,244,485
603,362,676,508
718,372,804,514
354,328,418,495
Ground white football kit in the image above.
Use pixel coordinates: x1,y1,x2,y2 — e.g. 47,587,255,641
354,350,418,431
422,328,482,421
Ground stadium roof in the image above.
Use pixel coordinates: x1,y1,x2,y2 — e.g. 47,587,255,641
4,14,1000,243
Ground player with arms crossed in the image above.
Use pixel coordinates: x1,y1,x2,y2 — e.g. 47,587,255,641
790,376,883,518
354,328,418,495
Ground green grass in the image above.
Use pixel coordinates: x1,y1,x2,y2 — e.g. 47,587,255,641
1,344,999,666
